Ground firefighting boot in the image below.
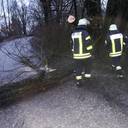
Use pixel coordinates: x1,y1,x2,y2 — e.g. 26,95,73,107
76,80,82,87
75,75,82,87
116,66,124,78
111,65,116,72
116,70,124,78
82,74,92,86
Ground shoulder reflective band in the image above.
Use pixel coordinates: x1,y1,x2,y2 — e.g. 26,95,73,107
72,32,83,54
87,45,93,50
76,75,82,80
84,74,91,78
86,36,91,40
116,66,122,70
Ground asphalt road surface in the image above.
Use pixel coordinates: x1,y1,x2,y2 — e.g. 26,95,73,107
1,69,128,128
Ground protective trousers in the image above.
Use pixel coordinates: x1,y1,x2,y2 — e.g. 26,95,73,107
75,58,92,81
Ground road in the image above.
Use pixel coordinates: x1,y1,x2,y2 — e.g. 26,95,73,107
1,68,128,128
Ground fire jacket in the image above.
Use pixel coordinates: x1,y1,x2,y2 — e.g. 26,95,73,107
105,30,125,57
71,25,93,59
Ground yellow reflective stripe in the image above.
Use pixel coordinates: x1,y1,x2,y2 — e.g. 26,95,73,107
120,37,123,51
74,53,91,56
79,34,83,54
110,51,122,55
76,76,82,80
87,45,93,50
86,36,91,40
109,52,122,57
73,55,92,59
73,53,92,59
110,54,121,57
111,39,115,53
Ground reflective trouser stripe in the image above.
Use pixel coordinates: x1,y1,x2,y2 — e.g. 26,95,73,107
76,76,82,80
84,74,91,78
81,72,85,75
87,45,93,50
116,66,122,70
112,65,115,68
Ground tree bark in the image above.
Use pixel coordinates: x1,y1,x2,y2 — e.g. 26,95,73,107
72,0,78,23
40,0,51,24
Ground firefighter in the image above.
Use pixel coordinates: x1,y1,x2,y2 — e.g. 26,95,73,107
105,24,125,78
71,18,93,86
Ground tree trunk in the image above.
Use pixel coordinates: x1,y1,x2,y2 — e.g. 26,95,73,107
72,0,78,23
1,0,8,32
40,0,51,24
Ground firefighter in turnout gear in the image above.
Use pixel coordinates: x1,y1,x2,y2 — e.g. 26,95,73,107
71,18,93,86
105,24,125,78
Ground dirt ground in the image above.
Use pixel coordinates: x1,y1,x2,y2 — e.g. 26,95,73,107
0,58,128,128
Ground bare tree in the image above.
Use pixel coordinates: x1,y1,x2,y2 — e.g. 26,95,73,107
72,0,78,21
1,0,8,32
40,0,52,24
6,0,11,32
105,0,128,32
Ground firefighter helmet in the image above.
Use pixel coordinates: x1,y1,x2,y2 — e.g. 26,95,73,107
109,24,118,31
78,18,90,26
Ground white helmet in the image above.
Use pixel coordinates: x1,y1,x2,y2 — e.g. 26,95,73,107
67,15,75,23
78,18,90,26
109,24,118,31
